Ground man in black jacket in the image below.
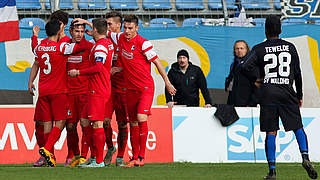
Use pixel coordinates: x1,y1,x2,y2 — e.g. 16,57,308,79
165,49,212,108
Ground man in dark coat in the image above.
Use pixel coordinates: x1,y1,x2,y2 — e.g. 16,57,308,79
165,49,212,108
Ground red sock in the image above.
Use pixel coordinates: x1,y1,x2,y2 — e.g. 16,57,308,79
35,124,44,147
130,125,140,160
81,125,92,158
104,125,113,149
44,127,62,151
117,127,128,158
93,128,105,164
138,121,148,159
67,130,80,158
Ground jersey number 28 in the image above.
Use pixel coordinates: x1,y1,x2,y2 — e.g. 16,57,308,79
264,52,291,78
42,53,51,74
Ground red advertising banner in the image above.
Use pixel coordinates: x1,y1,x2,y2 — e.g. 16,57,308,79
0,107,173,164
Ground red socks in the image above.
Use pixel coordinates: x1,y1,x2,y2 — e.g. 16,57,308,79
117,127,128,158
104,125,114,149
93,128,105,164
67,130,79,158
138,121,148,159
35,124,44,147
44,127,62,151
130,125,140,160
81,125,92,158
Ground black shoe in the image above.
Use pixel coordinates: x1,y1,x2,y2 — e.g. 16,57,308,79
264,169,276,180
302,159,318,179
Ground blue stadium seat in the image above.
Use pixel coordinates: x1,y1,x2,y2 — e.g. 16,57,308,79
143,0,172,10
182,18,202,27
241,0,271,9
273,0,281,10
252,18,265,27
19,18,46,29
78,0,107,9
282,18,307,26
110,0,139,10
16,0,41,9
175,0,205,10
149,18,176,27
45,0,74,9
315,20,320,25
208,0,237,10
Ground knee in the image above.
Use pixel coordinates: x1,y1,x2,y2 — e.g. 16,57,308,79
130,121,138,127
118,122,127,129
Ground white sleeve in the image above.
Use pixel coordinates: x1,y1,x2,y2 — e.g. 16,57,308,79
109,31,122,45
94,45,108,64
142,41,158,61
60,42,76,55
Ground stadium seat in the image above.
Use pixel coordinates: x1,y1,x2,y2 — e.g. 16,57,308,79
241,0,271,9
252,18,265,27
315,20,320,25
273,0,281,10
19,18,46,29
16,0,41,9
208,0,237,10
45,0,74,9
282,18,307,26
175,0,205,10
182,18,202,27
109,0,139,10
78,0,107,10
142,0,172,10
149,18,176,27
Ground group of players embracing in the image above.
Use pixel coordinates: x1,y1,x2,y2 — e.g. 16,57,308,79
28,10,176,168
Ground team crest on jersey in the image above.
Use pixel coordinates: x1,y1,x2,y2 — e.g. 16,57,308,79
131,45,135,51
122,49,133,59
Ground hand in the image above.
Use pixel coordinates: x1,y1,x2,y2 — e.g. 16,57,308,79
299,99,303,108
33,25,40,37
68,69,79,77
85,29,93,36
73,18,92,28
111,67,122,75
166,83,176,96
254,78,263,88
204,104,212,108
167,101,177,108
28,84,36,96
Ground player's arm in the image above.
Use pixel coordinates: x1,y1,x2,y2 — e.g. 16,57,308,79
28,60,39,96
107,31,122,46
240,49,260,82
292,46,303,107
69,45,107,77
31,26,40,52
197,68,212,108
164,69,177,108
153,58,176,96
59,38,91,55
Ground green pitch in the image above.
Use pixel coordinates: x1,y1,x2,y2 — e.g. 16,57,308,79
0,162,318,180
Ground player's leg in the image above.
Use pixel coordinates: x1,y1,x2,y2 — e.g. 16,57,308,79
279,105,318,179
114,92,128,166
103,97,116,166
39,94,68,167
135,88,154,167
260,105,279,180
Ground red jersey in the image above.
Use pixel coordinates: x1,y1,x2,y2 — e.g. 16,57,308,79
111,42,126,93
67,38,93,95
79,38,114,97
33,39,84,97
31,35,71,52
109,32,158,90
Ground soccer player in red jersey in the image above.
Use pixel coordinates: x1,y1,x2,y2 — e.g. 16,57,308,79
103,11,128,167
29,10,71,167
69,18,114,168
106,15,176,167
29,20,87,167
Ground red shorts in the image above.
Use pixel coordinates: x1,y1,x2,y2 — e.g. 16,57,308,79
67,94,88,124
34,94,69,122
111,91,128,123
126,88,154,122
87,95,113,121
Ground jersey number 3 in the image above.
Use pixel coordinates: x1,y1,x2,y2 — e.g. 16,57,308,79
42,53,51,74
264,52,291,78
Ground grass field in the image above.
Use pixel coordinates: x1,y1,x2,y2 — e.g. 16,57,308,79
0,162,318,180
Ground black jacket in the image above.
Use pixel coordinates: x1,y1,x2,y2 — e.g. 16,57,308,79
165,62,212,106
225,56,258,107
